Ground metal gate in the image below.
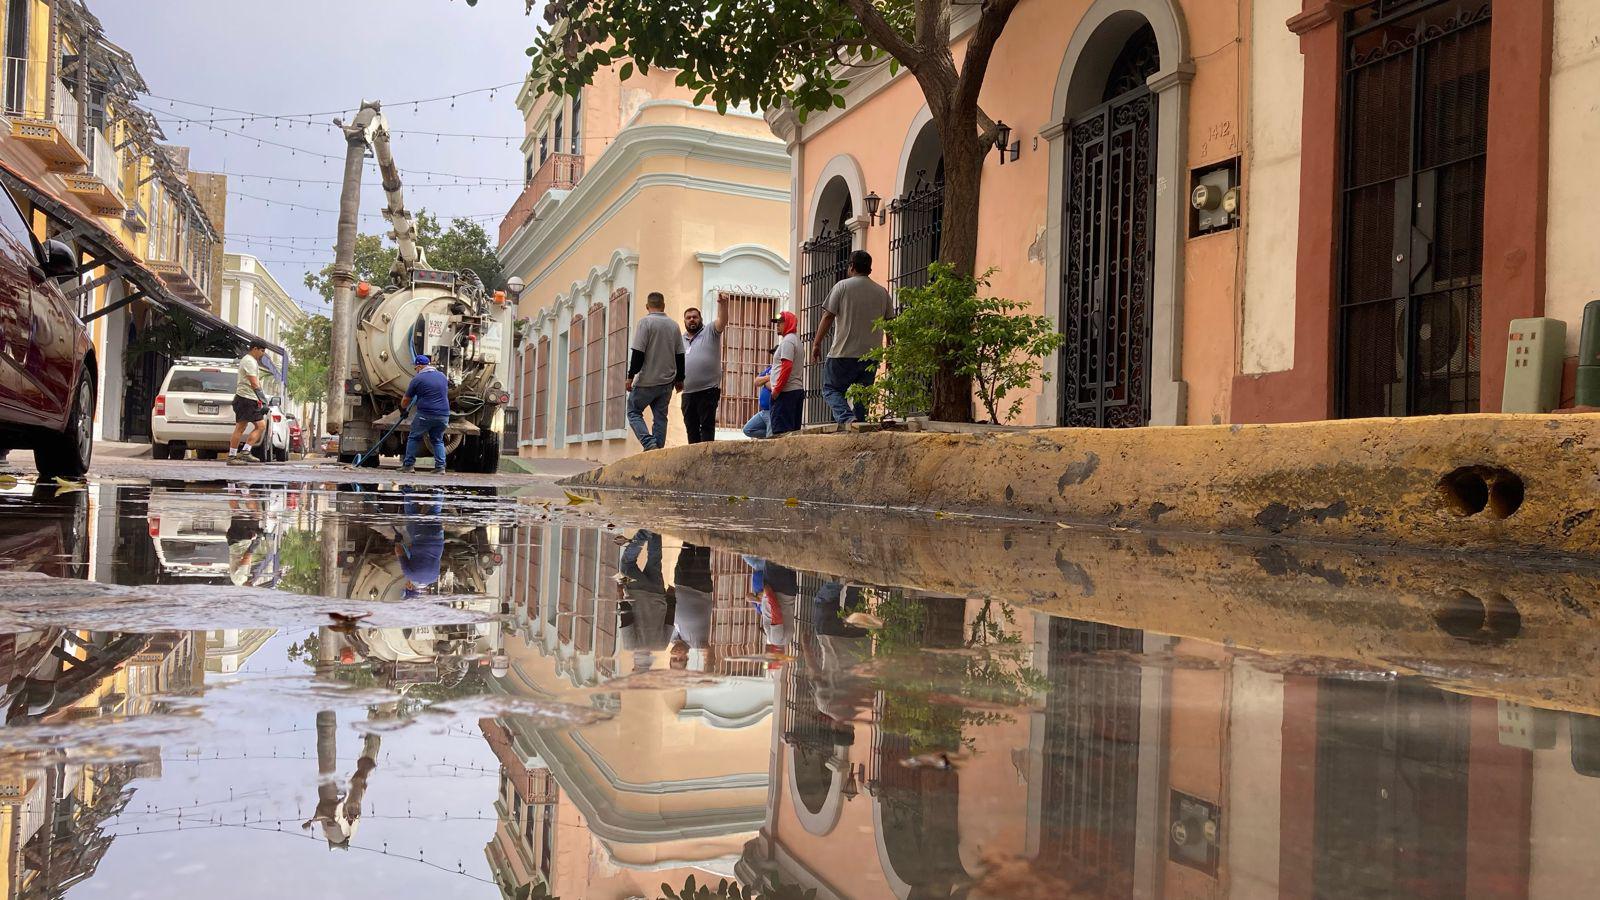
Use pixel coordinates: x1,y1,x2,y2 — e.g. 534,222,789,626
1060,88,1158,428
888,169,944,300
800,225,853,426
1338,0,1490,418
716,291,781,429
1036,618,1144,895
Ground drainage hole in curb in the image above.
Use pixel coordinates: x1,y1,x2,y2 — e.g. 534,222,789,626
1438,466,1525,519
1433,590,1522,645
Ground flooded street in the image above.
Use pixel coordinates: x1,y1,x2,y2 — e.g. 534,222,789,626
1,473,1598,899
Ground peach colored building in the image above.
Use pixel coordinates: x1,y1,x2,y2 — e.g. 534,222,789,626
498,63,792,463
769,0,1247,428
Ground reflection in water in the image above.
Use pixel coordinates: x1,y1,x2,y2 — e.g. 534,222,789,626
1,484,1600,897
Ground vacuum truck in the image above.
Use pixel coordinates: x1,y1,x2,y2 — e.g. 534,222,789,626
325,100,522,473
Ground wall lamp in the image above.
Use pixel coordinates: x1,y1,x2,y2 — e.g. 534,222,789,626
863,191,886,226
994,120,1020,164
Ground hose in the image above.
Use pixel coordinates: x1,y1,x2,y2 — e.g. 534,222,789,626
350,407,411,468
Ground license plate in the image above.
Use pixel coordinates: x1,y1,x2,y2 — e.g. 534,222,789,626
198,402,218,413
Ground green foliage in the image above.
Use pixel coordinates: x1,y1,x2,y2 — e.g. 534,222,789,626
281,315,332,409
659,874,817,900
302,211,503,304
124,306,241,376
276,528,323,597
508,0,917,123
864,591,1047,755
849,265,1063,424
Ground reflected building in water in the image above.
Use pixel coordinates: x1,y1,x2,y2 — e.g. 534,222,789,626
480,524,775,898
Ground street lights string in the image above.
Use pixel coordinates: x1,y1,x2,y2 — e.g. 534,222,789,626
140,79,525,122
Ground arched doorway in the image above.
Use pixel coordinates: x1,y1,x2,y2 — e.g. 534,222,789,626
1059,23,1163,428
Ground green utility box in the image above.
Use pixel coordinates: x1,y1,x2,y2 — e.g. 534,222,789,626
1503,317,1567,413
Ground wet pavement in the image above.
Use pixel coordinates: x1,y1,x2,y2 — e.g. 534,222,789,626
1,470,1598,898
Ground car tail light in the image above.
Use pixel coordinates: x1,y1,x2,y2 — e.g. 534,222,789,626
147,517,160,537
154,395,165,416
273,413,282,422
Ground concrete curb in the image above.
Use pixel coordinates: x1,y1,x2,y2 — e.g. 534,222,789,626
568,414,1600,558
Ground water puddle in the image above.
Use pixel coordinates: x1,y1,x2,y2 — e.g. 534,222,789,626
1,476,1597,897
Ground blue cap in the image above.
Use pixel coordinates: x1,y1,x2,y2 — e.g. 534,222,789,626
413,355,430,366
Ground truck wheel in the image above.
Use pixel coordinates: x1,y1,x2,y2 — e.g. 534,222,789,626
150,442,170,460
35,372,94,480
168,441,187,460
479,432,502,474
446,436,477,473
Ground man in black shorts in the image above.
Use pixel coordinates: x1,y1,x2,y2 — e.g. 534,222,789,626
228,341,270,465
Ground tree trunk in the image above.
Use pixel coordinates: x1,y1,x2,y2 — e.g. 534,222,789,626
928,108,982,423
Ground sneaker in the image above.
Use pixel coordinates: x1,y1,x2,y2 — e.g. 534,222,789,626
226,453,248,466
400,465,415,474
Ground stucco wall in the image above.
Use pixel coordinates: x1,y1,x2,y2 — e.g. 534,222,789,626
1240,0,1303,375
1544,0,1600,356
791,0,1245,426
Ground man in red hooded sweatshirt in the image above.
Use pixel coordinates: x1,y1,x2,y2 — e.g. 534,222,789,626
768,311,806,436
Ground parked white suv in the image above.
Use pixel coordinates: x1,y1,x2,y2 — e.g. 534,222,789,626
150,357,289,461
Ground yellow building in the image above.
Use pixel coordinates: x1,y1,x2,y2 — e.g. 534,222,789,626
498,60,791,462
0,0,276,445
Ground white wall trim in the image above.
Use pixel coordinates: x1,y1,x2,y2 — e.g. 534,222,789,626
806,154,867,237
498,121,789,274
894,105,937,200
694,243,791,273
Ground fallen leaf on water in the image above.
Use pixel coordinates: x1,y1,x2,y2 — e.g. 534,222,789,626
727,496,740,504
612,573,634,585
0,474,17,489
53,477,85,493
844,612,884,629
784,497,800,507
933,511,948,520
563,490,592,505
899,752,956,770
1055,522,1072,529
326,611,373,633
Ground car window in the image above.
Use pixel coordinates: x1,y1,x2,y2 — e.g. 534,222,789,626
0,188,36,253
165,368,238,394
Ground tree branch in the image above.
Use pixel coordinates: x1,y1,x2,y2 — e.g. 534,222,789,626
914,0,948,51
840,0,920,68
955,0,1021,147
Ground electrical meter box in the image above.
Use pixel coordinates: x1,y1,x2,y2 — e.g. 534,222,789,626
1498,700,1557,750
1502,317,1566,413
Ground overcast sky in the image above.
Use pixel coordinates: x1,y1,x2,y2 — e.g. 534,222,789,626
94,0,547,315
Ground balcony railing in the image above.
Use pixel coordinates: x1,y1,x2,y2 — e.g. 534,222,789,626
498,153,584,246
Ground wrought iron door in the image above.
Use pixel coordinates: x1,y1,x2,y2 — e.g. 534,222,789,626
1060,88,1157,428
1339,0,1491,418
800,221,853,426
1036,618,1144,895
888,167,945,299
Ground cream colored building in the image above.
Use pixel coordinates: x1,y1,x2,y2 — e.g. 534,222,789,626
221,253,306,352
498,62,791,463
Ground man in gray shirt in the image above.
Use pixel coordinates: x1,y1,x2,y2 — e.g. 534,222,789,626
680,303,727,444
811,251,892,425
625,292,685,451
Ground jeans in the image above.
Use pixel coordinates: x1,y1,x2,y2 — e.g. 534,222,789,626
627,382,673,450
681,387,720,444
770,390,805,435
403,413,448,469
742,409,771,439
822,357,876,424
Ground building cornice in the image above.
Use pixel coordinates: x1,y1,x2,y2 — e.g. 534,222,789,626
498,122,789,279
1288,1,1357,36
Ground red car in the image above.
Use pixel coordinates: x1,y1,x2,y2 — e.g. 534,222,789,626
287,414,303,453
0,184,95,479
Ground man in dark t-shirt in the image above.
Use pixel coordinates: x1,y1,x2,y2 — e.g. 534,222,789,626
400,355,451,474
